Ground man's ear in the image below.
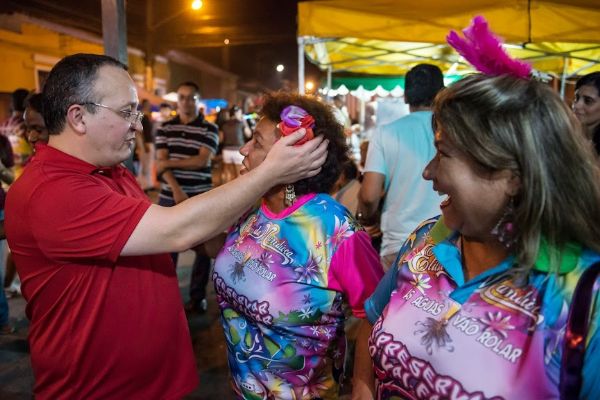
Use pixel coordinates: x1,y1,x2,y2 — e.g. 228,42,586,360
66,104,87,135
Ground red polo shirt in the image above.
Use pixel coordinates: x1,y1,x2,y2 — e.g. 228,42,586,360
5,144,198,399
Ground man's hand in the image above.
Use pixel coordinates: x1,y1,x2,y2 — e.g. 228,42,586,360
156,159,168,175
260,129,328,185
173,189,189,204
125,131,324,256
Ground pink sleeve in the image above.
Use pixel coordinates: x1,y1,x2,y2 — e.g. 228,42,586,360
327,230,384,318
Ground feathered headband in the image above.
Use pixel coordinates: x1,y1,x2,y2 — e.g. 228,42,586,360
277,105,315,146
446,16,532,79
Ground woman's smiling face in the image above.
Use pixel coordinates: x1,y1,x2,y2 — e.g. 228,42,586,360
422,129,519,241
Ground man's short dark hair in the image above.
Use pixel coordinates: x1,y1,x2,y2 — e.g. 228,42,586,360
11,89,30,113
42,53,126,135
229,105,240,117
404,64,444,107
176,81,200,96
25,92,44,115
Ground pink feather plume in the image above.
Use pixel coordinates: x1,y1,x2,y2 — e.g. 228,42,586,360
446,16,532,79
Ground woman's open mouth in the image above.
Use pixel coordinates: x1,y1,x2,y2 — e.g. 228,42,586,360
439,193,452,209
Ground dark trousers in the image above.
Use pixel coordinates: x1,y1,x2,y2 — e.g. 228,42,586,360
189,253,211,303
159,196,211,303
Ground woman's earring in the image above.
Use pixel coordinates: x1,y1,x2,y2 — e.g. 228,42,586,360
284,184,297,207
491,197,517,248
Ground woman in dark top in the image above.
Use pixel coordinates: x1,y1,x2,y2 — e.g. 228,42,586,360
573,72,600,155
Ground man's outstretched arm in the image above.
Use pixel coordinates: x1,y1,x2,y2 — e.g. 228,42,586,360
122,130,328,256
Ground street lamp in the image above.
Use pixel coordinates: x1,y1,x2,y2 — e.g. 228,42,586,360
191,0,203,10
149,1,202,31
145,0,202,91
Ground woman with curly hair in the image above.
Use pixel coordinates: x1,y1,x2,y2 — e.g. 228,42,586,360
212,92,383,399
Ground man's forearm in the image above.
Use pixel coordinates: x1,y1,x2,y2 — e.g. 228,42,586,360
357,195,381,227
171,132,324,248
358,172,385,221
358,198,379,219
123,165,276,256
161,170,182,193
171,164,278,248
164,155,210,170
122,130,328,256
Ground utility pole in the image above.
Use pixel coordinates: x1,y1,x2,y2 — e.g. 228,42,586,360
101,0,128,66
145,0,155,92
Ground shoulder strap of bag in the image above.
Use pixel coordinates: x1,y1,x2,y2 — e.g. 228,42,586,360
560,261,600,400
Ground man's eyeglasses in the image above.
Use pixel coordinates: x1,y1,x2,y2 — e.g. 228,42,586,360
82,102,144,125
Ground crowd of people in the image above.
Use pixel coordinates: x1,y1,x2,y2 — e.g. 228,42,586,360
1,19,600,400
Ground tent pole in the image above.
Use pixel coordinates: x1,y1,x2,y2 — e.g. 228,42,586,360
327,66,332,100
298,36,305,94
359,98,365,129
560,56,569,100
569,62,595,77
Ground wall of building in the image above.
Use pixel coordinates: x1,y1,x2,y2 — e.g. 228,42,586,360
0,16,170,118
0,15,240,120
164,50,238,105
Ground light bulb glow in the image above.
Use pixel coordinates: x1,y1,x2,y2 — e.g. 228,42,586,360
191,0,203,10
276,64,284,72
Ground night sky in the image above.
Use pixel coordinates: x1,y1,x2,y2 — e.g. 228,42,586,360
1,0,322,91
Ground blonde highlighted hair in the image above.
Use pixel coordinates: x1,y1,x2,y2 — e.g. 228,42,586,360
434,74,600,272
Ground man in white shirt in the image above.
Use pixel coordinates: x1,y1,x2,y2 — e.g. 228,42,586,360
358,64,445,270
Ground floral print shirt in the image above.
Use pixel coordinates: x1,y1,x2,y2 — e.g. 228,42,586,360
365,216,600,399
213,193,383,399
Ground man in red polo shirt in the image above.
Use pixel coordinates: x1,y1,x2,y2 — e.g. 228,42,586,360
4,53,327,399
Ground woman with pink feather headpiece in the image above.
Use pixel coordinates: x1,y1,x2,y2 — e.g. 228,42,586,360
363,16,600,399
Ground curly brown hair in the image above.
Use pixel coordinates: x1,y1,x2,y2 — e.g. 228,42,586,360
260,92,350,195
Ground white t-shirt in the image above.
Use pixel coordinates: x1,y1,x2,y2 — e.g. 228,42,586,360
364,111,442,257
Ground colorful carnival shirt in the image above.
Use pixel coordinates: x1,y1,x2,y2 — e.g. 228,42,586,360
365,216,600,400
213,193,383,400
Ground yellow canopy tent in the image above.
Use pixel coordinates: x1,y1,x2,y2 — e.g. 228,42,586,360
297,0,600,93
